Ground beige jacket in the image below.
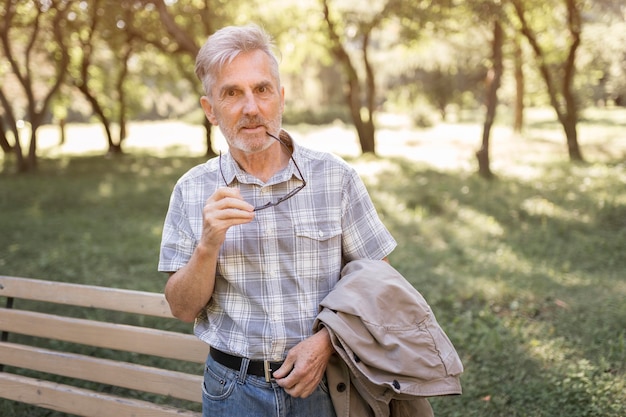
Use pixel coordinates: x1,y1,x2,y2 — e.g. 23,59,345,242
314,260,463,417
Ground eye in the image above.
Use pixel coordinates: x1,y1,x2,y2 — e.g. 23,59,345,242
258,86,267,93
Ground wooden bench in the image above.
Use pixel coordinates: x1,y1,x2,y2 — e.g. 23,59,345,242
0,275,209,417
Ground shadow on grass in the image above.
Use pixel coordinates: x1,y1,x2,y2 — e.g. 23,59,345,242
0,153,207,288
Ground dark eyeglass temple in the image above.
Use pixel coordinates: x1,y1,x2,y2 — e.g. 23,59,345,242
266,131,307,187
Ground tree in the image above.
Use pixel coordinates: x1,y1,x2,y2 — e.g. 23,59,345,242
511,0,584,161
0,0,71,172
576,2,626,107
512,34,525,132
476,18,504,179
69,0,138,155
133,0,218,156
464,1,506,179
140,0,199,56
0,110,16,153
320,0,395,154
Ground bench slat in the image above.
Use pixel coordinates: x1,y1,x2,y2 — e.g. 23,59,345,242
0,342,202,402
0,372,201,417
0,275,173,318
0,308,209,364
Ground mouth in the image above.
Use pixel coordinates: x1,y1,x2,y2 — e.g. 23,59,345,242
238,125,267,137
238,117,266,133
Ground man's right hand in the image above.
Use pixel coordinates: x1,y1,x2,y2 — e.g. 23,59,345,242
165,187,254,322
200,187,255,249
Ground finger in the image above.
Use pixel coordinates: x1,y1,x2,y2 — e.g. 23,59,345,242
284,378,317,399
213,186,243,199
199,189,254,247
211,205,255,221
209,187,254,212
272,360,294,380
275,365,313,394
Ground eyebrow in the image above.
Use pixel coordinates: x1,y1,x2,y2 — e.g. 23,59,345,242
218,80,274,98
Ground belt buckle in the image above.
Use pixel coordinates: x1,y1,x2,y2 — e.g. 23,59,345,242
263,361,274,383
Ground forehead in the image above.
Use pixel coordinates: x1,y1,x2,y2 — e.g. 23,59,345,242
214,50,278,89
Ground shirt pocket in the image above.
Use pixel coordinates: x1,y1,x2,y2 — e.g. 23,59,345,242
294,220,343,281
295,221,342,241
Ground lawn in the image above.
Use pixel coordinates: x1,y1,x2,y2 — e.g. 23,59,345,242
1,108,625,416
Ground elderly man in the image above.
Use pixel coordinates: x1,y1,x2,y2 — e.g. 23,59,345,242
158,24,396,417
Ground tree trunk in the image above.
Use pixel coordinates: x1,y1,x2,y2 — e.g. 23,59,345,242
513,0,583,162
15,139,26,173
0,136,11,153
114,106,127,156
513,36,524,133
564,113,582,160
476,20,503,179
0,2,70,172
150,0,199,56
78,84,119,155
361,31,377,154
561,0,583,160
204,118,216,157
345,74,375,154
27,126,38,170
107,143,123,156
0,117,14,154
322,0,376,155
58,118,66,146
355,119,376,154
117,87,127,151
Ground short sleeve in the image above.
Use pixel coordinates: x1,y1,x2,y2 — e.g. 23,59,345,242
341,168,396,261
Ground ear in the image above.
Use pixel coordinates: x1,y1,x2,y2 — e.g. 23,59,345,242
200,96,218,126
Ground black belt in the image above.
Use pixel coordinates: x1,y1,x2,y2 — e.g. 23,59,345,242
210,347,284,382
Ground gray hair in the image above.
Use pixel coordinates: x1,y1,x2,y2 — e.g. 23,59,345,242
195,24,281,97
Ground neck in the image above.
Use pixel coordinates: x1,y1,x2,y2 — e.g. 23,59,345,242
231,140,291,183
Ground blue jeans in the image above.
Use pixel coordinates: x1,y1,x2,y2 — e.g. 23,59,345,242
202,353,337,417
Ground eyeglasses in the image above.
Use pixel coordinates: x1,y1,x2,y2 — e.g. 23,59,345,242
219,131,307,211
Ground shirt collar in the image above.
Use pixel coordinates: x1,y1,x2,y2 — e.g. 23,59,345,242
219,129,304,186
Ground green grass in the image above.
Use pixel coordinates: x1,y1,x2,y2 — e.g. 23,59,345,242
366,158,625,416
0,154,203,288
1,111,625,416
0,154,210,416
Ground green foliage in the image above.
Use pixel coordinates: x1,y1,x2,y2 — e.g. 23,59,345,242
577,19,626,106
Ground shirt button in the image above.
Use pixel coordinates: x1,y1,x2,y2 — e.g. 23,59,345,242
336,382,347,392
318,230,324,238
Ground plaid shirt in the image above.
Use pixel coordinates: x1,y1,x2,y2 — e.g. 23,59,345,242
158,131,396,361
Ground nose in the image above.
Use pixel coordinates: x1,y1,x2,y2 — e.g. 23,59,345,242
242,92,259,115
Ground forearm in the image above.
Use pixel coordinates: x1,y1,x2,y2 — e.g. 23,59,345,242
164,242,219,322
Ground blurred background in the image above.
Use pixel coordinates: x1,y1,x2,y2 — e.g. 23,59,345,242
1,0,625,173
1,1,625,416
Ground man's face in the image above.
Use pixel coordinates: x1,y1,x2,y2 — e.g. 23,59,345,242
201,49,285,154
